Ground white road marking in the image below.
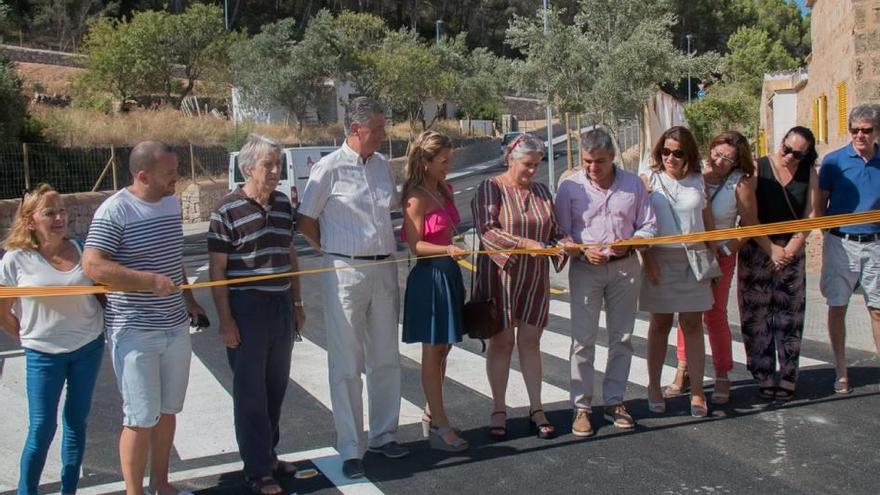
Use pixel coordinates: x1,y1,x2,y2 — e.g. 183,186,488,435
398,326,569,407
174,354,238,460
0,356,64,492
291,336,423,427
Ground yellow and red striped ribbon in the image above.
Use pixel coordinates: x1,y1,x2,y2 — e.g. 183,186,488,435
1,210,878,299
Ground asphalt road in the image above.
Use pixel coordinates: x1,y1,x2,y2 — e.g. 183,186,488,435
1,152,879,495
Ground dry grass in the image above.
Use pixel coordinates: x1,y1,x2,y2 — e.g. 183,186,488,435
31,106,473,147
14,62,85,96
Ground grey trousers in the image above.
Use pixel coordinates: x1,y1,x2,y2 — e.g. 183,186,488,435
569,255,641,409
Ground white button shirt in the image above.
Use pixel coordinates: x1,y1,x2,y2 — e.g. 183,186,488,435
298,141,397,256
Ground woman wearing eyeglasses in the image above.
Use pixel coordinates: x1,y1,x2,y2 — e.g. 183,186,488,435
664,131,757,405
640,126,715,417
737,126,820,401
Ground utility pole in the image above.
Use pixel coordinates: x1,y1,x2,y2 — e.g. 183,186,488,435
686,34,694,104
224,0,229,30
436,20,444,45
544,0,556,193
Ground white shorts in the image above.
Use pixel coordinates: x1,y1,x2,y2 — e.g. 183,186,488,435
110,325,192,428
820,233,880,308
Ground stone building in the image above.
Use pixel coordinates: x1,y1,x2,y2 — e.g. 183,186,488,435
759,0,880,157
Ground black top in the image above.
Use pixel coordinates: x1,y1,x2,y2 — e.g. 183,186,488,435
755,156,810,242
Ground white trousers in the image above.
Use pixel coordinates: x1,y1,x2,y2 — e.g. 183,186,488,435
320,255,401,460
569,255,641,409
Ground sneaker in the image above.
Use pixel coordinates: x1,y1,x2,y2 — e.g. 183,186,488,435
342,458,365,479
571,409,594,437
366,441,410,459
604,404,635,429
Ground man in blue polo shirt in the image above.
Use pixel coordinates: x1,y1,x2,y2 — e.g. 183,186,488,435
818,104,880,395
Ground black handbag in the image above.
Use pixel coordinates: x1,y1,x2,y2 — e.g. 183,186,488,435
462,227,503,345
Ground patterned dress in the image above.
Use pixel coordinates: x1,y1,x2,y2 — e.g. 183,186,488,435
471,176,566,329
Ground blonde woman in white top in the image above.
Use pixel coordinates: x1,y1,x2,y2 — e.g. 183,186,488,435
664,131,758,405
0,184,104,495
639,126,716,417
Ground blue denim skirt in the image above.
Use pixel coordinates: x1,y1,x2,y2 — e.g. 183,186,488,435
402,257,465,344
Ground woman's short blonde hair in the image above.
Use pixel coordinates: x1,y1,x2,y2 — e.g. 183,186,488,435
3,183,62,251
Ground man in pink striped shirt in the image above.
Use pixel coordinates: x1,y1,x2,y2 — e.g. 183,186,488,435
555,128,657,437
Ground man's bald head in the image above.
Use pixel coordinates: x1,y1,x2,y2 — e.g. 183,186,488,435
129,141,175,176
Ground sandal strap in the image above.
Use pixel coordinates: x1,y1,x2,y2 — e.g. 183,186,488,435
490,410,507,417
529,409,544,417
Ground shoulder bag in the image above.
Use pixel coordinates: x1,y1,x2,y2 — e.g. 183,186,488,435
654,172,722,282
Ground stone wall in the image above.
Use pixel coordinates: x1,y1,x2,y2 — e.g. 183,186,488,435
180,180,229,223
1,45,86,68
797,0,880,157
0,190,114,244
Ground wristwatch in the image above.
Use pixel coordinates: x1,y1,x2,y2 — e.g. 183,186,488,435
293,301,304,308
719,244,732,257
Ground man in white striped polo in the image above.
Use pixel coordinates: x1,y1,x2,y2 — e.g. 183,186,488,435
83,141,206,495
298,97,406,479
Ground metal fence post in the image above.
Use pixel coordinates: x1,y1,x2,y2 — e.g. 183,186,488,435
565,113,573,171
22,143,30,190
189,144,197,185
110,146,118,190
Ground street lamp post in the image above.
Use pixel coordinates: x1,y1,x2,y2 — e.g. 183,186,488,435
224,0,229,31
543,0,556,193
686,34,694,104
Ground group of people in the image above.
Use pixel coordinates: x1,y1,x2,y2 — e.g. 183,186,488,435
0,97,878,495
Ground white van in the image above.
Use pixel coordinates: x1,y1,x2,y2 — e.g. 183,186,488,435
228,146,336,206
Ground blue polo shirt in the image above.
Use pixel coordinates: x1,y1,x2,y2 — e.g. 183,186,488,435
818,142,880,234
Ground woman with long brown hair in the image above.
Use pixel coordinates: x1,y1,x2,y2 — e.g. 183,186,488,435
640,126,716,417
401,130,469,451
0,184,104,495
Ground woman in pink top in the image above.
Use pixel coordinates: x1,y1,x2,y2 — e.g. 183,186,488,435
401,131,469,452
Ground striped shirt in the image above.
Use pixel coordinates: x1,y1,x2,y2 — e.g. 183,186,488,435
85,188,188,333
207,187,294,292
297,142,397,256
472,177,566,329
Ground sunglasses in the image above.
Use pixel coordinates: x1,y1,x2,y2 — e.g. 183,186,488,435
782,145,806,161
660,147,685,159
849,127,874,136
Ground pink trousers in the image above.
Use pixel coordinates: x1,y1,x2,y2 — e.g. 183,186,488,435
675,253,736,374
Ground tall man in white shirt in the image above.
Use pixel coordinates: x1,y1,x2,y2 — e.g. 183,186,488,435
297,97,406,479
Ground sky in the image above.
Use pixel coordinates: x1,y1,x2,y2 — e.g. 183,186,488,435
795,0,810,14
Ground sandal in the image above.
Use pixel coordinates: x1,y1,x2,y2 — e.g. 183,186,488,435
664,366,690,397
272,460,297,478
243,476,282,495
529,409,556,439
775,387,795,402
833,377,853,394
711,378,731,405
487,411,507,440
758,386,776,400
422,410,460,438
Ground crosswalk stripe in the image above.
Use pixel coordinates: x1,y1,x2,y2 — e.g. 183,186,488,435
174,354,238,460
398,326,570,407
77,447,385,495
548,300,828,368
0,355,64,492
291,336,424,427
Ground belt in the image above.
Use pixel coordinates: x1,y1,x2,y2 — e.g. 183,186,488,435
608,250,635,262
580,250,634,263
325,252,392,260
829,229,880,243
